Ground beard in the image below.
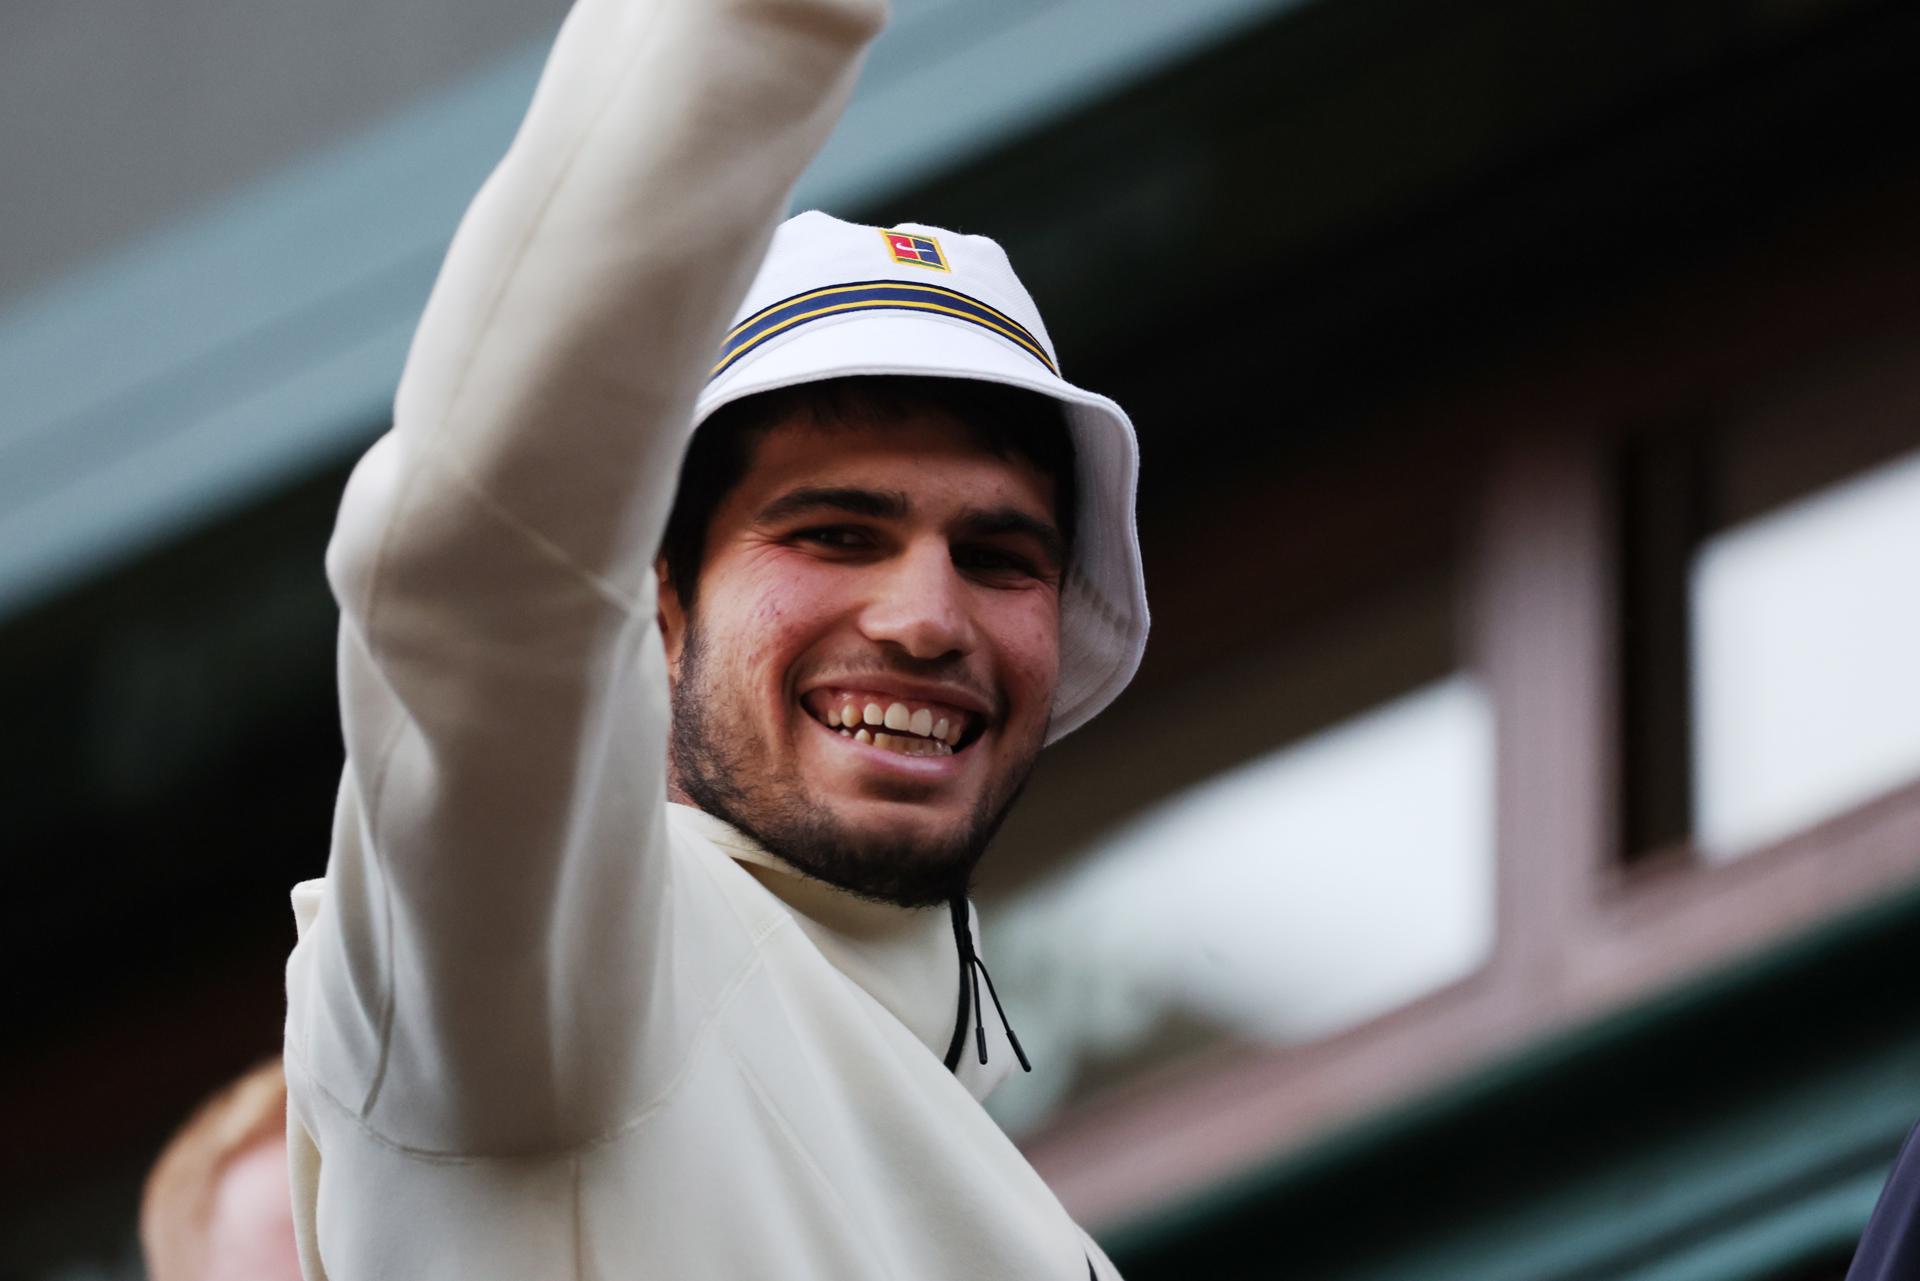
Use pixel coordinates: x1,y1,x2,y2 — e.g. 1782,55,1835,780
668,618,1041,908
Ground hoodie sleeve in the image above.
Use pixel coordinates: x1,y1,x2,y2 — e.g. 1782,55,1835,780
285,0,886,1155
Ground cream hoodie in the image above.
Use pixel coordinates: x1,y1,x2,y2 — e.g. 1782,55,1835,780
281,0,1120,1275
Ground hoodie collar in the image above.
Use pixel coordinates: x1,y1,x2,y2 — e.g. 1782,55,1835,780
669,803,1014,1101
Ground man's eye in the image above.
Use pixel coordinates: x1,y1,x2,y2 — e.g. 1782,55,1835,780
793,526,871,549
956,546,1042,578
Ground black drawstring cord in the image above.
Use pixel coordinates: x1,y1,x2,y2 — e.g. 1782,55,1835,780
943,895,1031,1075
941,898,972,1071
973,950,1031,1072
969,952,988,1065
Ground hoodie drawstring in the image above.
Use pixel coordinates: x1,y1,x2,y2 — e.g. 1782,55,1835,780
942,895,1031,1075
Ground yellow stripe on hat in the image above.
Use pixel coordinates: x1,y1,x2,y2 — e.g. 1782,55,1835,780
712,281,1057,380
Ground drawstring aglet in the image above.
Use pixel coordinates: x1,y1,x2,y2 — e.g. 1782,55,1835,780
970,956,989,1065
1003,1024,1032,1074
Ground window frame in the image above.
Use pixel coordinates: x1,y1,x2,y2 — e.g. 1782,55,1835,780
1021,186,1920,1233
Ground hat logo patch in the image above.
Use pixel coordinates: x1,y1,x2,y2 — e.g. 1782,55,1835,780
882,230,949,271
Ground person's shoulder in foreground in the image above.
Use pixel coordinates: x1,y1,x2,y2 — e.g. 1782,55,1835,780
1847,1119,1920,1280
142,1060,301,1281
280,0,1146,1277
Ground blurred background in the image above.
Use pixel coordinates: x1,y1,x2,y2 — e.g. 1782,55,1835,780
5,0,1920,1276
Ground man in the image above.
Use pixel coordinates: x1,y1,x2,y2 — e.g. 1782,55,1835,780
282,0,1146,1276
141,1061,302,1281
1847,1119,1920,1279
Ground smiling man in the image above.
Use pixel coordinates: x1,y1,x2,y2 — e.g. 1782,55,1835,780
662,377,1079,910
282,0,1145,1277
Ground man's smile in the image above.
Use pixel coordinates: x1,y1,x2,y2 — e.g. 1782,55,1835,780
801,686,985,758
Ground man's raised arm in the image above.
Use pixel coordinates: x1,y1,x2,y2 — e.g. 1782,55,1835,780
286,0,885,1156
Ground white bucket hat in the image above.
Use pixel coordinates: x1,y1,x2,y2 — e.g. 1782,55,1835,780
694,211,1148,743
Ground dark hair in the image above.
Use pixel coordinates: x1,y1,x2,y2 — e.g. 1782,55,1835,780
659,375,1077,605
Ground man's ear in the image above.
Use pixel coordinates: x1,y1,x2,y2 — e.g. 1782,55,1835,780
656,557,687,678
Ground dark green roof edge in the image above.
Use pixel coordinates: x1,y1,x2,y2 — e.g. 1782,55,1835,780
1104,880,1920,1280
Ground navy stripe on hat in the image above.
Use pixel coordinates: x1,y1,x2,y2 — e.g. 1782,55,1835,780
711,279,1057,381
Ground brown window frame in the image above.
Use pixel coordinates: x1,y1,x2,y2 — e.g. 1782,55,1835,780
1021,175,1920,1233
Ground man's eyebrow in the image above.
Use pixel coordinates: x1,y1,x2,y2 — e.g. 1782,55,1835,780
754,486,910,524
956,507,1066,570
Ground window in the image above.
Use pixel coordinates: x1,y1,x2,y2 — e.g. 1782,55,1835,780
1691,446,1920,860
986,675,1495,1136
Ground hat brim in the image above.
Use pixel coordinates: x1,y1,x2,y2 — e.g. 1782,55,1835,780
694,309,1148,744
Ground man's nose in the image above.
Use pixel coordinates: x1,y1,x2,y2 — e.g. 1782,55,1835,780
857,539,974,661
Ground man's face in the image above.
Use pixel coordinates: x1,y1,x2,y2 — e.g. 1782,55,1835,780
659,408,1064,907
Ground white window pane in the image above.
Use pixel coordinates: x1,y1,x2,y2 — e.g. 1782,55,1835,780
1691,446,1920,860
985,676,1495,1136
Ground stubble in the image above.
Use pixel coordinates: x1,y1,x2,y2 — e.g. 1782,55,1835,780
668,619,1039,907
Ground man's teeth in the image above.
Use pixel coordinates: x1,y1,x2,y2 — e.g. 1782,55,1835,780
835,724,953,757
821,698,965,751
878,731,950,757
